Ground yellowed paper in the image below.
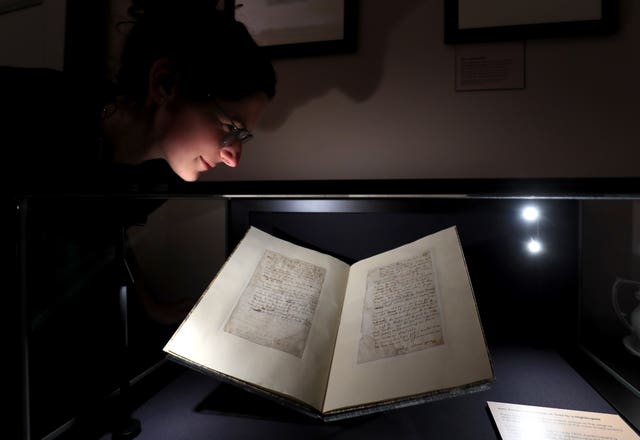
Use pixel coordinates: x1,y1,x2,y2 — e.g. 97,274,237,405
163,227,349,410
357,250,443,364
224,249,326,358
488,401,640,440
324,226,492,412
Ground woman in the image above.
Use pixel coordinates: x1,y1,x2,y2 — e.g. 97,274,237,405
10,3,277,437
102,0,276,183
3,0,276,192
9,0,277,323
11,5,276,437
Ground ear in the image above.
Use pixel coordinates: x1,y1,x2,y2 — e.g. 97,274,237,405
148,58,178,105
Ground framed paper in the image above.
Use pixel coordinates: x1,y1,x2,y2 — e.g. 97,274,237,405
0,0,42,15
444,0,617,44
455,42,525,91
228,0,358,58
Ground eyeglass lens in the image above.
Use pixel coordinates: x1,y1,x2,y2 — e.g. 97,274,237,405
222,128,253,146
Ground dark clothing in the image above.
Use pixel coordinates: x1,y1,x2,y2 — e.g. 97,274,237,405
4,65,177,319
2,65,179,195
4,66,179,439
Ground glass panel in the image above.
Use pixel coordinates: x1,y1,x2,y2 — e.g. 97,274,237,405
580,200,640,396
19,186,640,438
23,195,227,440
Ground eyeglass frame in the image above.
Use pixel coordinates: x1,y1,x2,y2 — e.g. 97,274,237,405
209,99,254,147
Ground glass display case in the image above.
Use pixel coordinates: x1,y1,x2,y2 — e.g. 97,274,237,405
15,178,640,440
578,198,640,428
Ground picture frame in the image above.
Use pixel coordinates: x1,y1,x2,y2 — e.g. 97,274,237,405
0,0,42,15
227,0,358,58
444,0,617,44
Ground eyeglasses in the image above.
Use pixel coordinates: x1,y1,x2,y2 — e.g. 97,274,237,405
212,101,253,147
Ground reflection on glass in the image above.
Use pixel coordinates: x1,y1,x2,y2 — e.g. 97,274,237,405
611,278,640,358
580,200,640,398
522,206,540,222
526,238,542,254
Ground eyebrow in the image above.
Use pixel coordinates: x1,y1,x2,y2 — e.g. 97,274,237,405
228,116,246,129
215,105,247,129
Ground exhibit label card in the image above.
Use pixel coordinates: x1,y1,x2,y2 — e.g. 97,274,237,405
488,401,640,440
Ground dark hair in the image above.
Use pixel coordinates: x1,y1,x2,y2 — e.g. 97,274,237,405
116,0,276,103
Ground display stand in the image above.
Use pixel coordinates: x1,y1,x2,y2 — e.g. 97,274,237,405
111,227,141,440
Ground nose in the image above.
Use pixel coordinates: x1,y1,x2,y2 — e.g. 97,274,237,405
220,144,242,167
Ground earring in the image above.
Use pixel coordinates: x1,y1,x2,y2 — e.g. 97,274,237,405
101,102,116,119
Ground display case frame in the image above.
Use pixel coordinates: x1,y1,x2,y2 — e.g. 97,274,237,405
14,177,640,439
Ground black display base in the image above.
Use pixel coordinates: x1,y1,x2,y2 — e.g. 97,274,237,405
112,418,141,440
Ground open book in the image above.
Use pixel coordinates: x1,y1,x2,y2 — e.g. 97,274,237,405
163,226,494,420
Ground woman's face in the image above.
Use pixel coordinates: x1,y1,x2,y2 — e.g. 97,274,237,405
156,92,269,182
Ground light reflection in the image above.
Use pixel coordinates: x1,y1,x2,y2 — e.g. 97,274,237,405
527,238,542,254
522,206,540,222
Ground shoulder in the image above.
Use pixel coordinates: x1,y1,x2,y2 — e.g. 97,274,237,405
1,66,104,192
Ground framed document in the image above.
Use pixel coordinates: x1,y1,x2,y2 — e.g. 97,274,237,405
229,0,358,58
0,0,42,15
455,42,525,91
444,0,617,44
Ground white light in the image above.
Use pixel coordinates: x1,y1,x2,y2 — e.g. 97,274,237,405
527,238,542,254
522,206,540,222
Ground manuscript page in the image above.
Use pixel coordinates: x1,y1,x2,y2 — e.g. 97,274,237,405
324,226,493,412
357,250,444,363
164,227,349,411
224,249,327,358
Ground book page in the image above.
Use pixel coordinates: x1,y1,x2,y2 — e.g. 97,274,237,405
357,251,443,363
224,249,326,358
487,401,639,440
324,226,493,413
164,227,349,411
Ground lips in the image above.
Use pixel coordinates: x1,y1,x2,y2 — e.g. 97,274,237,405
200,156,214,170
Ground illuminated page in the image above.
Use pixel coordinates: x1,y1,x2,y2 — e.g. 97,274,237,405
488,401,639,440
164,227,349,411
224,249,327,358
357,250,443,363
324,226,493,413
